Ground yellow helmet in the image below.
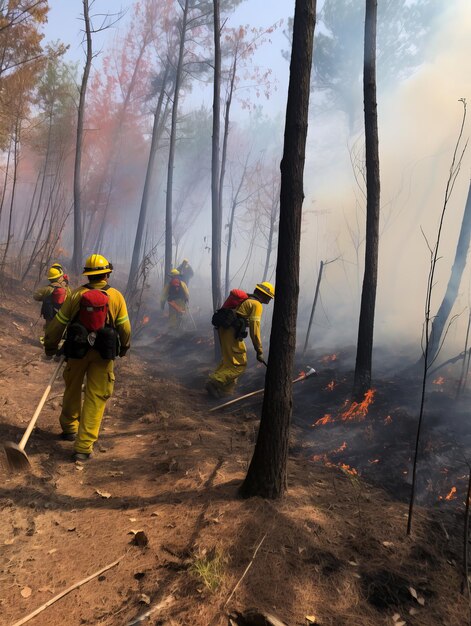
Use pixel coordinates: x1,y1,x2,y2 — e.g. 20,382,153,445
255,281,275,299
170,268,180,276
47,266,63,281
83,254,113,276
182,258,189,264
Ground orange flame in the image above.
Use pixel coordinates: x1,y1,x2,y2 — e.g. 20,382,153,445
325,380,336,391
313,413,334,427
445,486,457,500
321,353,337,363
383,415,392,425
341,389,375,422
339,463,358,476
433,376,445,385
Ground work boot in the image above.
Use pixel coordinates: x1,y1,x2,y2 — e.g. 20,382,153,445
73,452,90,462
205,380,222,399
60,432,76,441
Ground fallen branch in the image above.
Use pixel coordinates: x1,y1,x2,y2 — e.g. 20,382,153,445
11,556,124,626
125,594,175,625
224,533,267,608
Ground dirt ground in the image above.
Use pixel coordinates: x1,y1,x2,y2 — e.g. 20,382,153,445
0,282,469,626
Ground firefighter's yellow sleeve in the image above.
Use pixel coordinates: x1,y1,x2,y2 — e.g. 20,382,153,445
237,298,263,354
33,285,53,301
160,284,169,306
180,281,190,301
109,289,131,349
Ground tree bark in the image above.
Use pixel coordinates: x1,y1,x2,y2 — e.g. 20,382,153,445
164,0,189,280
240,0,316,499
211,0,222,311
72,0,92,273
352,0,380,400
428,178,471,363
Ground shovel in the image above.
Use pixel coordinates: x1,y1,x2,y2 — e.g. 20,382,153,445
3,356,65,472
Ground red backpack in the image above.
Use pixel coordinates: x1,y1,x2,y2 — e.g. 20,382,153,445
41,285,66,321
222,289,248,309
78,287,110,332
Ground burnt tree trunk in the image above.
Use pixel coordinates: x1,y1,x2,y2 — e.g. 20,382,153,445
428,178,471,363
240,0,316,499
72,0,92,273
352,0,380,400
164,0,189,280
211,0,222,312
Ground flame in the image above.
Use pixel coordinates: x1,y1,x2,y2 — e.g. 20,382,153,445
321,353,337,363
325,380,336,391
311,441,347,464
433,376,445,385
335,441,347,454
142,315,150,325
338,463,358,476
383,415,392,425
340,389,375,422
445,486,457,500
313,413,334,427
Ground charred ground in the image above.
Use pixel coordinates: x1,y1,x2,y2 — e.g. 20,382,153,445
0,280,469,626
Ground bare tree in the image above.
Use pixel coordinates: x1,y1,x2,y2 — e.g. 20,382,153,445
352,0,380,400
240,0,317,499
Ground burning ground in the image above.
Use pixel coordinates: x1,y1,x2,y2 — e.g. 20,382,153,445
0,283,470,625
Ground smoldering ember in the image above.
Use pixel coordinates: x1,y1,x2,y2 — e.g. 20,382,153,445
0,1,471,625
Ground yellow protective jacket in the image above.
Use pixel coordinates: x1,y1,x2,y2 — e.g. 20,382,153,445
160,279,190,307
44,279,131,352
236,297,263,354
33,279,71,302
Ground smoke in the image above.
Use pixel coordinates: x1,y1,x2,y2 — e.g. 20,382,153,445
299,0,471,359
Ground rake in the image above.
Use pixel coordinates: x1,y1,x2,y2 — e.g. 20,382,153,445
3,356,65,473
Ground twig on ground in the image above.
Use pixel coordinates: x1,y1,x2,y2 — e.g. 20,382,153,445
10,556,124,626
0,355,40,377
223,533,268,608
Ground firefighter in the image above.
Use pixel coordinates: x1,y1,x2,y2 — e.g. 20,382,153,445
160,269,190,331
176,258,194,285
33,266,70,338
205,281,275,398
44,254,131,462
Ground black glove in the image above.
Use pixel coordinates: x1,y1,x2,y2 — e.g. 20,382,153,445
119,346,129,358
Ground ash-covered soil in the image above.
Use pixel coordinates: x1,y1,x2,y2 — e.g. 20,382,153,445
0,281,469,626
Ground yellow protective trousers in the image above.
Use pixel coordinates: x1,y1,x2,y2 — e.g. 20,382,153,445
209,327,247,394
59,349,115,454
168,299,186,330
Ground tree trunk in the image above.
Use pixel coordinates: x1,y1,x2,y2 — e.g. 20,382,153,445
164,0,189,280
428,178,471,363
240,0,316,499
72,0,92,273
262,191,279,282
211,0,222,312
126,63,170,296
0,121,20,273
352,0,380,400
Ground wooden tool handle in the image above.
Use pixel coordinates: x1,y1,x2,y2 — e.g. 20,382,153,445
19,357,65,451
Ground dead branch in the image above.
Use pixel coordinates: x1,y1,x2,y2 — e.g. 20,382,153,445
11,556,124,626
223,533,268,608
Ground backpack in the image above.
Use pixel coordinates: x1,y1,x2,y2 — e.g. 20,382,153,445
168,277,182,300
211,289,249,338
78,287,109,331
65,285,119,360
41,285,66,321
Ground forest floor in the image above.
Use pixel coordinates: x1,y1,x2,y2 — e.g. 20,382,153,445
0,279,469,626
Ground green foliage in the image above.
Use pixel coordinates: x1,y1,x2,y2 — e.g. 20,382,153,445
189,547,225,592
